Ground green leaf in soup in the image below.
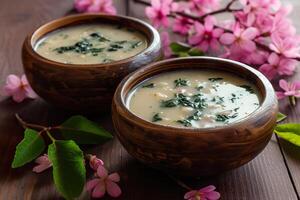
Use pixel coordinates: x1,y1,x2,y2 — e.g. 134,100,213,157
276,112,287,123
12,128,45,168
274,123,300,146
60,115,113,144
48,140,85,200
170,42,191,53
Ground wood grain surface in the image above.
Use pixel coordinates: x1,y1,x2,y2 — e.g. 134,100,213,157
0,0,299,200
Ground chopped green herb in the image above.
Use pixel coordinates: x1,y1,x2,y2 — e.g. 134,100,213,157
212,96,224,104
89,32,110,42
130,41,142,48
233,107,240,112
177,119,192,127
240,85,255,94
103,58,114,63
215,113,238,122
196,86,204,91
142,83,155,88
174,78,189,87
208,77,223,82
215,114,229,122
152,113,162,122
161,93,207,110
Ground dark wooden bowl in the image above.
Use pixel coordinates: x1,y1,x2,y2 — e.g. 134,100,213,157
112,57,278,176
22,14,161,112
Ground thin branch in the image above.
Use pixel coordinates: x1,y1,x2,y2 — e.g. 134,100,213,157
15,114,46,130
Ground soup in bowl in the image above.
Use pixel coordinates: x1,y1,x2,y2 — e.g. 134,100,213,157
112,57,278,176
22,14,161,112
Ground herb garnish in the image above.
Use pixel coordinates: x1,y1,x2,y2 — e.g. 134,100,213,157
142,83,155,88
212,96,224,104
177,111,202,127
215,113,238,122
177,119,192,127
174,78,189,87
208,77,223,82
240,85,255,94
152,113,162,122
89,32,110,42
161,93,207,110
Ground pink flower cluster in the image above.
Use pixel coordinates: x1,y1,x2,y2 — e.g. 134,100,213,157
74,0,116,14
145,0,300,81
4,74,37,103
86,155,121,198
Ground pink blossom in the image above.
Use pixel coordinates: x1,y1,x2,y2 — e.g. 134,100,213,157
32,154,52,173
89,155,104,171
269,33,300,58
259,53,296,80
145,0,173,28
173,16,193,35
86,165,121,198
161,31,172,58
184,185,220,200
272,5,296,38
74,0,116,15
188,16,224,52
220,23,258,52
4,74,37,103
276,79,300,100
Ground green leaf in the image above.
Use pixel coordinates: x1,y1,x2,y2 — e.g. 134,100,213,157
12,128,45,168
170,42,191,53
277,112,287,123
48,140,86,200
275,123,300,146
60,115,113,144
188,48,204,56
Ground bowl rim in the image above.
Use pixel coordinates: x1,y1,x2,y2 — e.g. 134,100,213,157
114,56,278,135
25,13,160,68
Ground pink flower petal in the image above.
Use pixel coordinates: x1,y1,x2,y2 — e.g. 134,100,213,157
293,81,300,90
204,16,215,32
279,79,289,91
206,191,221,200
212,28,224,38
97,165,108,178
199,40,209,52
106,180,122,197
241,27,258,40
32,163,51,173
12,89,27,103
108,173,120,182
24,86,38,99
4,74,21,93
199,185,216,193
220,33,235,45
92,181,106,198
239,40,256,52
86,179,100,192
184,190,198,199
268,53,279,66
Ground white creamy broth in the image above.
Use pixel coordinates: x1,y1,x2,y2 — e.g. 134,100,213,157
127,70,261,128
34,24,147,64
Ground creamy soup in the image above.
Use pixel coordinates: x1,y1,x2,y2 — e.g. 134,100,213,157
34,24,147,64
127,70,261,128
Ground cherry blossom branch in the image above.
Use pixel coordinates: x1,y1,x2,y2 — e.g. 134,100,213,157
133,0,242,22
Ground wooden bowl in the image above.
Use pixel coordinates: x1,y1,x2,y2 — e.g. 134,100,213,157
112,57,278,176
22,14,161,112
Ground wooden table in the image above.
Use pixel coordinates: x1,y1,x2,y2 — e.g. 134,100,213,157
0,0,300,199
